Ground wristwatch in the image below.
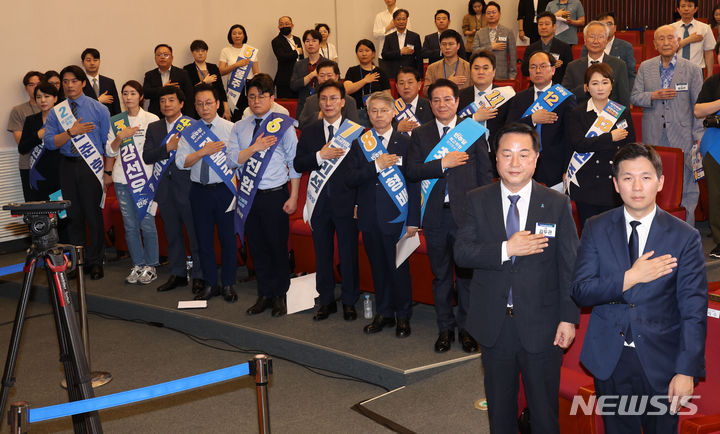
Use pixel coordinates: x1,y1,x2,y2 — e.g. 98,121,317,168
104,170,112,176
66,128,74,138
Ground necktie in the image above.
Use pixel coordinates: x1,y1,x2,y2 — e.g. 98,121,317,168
92,78,100,97
477,91,488,141
590,60,599,65
506,195,521,306
682,24,691,60
442,126,450,203
200,123,212,184
327,125,334,142
534,91,543,148
625,220,641,343
253,118,262,138
70,101,79,155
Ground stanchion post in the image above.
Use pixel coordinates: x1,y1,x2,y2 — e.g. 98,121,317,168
8,401,29,434
74,246,90,364
250,355,272,434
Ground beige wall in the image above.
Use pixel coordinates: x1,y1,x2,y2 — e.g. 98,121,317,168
1,0,518,150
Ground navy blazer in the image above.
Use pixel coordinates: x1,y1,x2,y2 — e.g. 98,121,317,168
458,85,511,147
571,207,707,392
182,62,227,117
582,37,636,85
83,74,121,116
293,118,357,218
346,130,420,235
381,30,424,80
421,32,442,65
390,96,434,132
142,66,195,119
406,118,493,228
521,37,574,84
141,119,192,204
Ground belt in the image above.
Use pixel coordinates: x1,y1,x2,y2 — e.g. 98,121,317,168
192,182,224,189
62,155,83,162
257,185,285,194
442,202,451,209
506,306,514,317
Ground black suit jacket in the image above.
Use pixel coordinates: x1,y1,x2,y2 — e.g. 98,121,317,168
406,118,493,228
455,181,579,352
293,118,357,218
272,33,303,87
562,55,631,108
458,85,511,148
346,130,420,235
182,62,227,117
521,38,573,84
142,66,195,119
390,96,434,131
517,0,551,43
507,87,577,186
141,119,192,204
83,75,121,116
381,31,424,80
421,32,442,65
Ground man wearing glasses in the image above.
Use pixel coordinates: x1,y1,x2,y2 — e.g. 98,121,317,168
581,12,636,87
143,44,195,118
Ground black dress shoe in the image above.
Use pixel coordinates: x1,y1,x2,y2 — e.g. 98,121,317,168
271,296,287,317
434,330,455,353
89,265,104,280
221,285,238,303
396,318,411,338
157,275,188,292
363,315,396,334
313,303,337,321
459,329,478,353
247,296,272,315
342,304,357,321
194,285,220,300
192,278,206,294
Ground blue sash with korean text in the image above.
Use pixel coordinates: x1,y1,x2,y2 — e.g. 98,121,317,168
28,143,45,190
53,100,104,187
521,84,571,142
420,119,487,222
111,112,152,218
227,45,258,112
235,113,294,240
393,98,420,125
304,119,364,226
358,129,409,239
459,86,516,117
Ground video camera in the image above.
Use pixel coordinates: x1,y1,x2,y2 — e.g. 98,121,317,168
3,200,70,249
703,115,720,129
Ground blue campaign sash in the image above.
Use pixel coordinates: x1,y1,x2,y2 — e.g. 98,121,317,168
304,119,365,226
53,100,104,187
110,112,151,217
459,86,516,117
227,45,258,112
521,84,572,142
393,98,420,125
564,100,625,193
358,129,409,239
420,119,488,222
234,113,295,240
28,143,45,190
700,110,720,165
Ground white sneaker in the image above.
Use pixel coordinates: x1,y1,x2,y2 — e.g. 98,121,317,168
125,266,143,284
138,266,157,285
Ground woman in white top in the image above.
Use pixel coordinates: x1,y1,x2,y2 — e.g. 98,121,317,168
315,23,338,63
219,24,260,121
106,80,160,285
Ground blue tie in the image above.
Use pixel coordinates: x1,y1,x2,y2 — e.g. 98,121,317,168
506,195,521,306
442,126,450,202
682,24,691,60
70,101,79,155
534,90,543,150
200,123,212,184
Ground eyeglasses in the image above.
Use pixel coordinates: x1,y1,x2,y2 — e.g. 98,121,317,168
248,94,270,101
155,53,171,58
369,108,391,115
319,95,341,103
528,64,551,71
586,34,607,41
195,101,217,108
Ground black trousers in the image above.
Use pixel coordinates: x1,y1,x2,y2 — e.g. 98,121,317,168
703,154,720,243
310,210,359,307
362,227,412,319
59,156,104,266
19,169,30,202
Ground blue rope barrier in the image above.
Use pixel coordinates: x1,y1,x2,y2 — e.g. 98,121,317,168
0,262,23,276
28,363,250,423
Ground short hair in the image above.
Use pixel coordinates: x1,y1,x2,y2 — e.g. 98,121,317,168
154,44,172,54
303,29,322,42
485,1,501,13
247,73,275,96
158,85,185,103
537,11,556,24
194,83,218,101
428,78,459,100
121,80,144,98
439,29,464,46
584,62,615,85
315,23,330,34
44,70,60,82
279,15,293,23
711,4,720,25
435,9,450,20
316,59,340,75
81,48,100,61
190,39,208,51
317,80,345,99
677,0,697,7
584,20,610,40
366,91,395,108
60,65,87,83
612,143,663,179
34,81,59,99
397,66,421,81
227,24,248,45
467,0,486,15
23,71,43,86
528,50,555,66
494,122,540,153
595,11,616,23
393,9,409,19
356,39,376,53
469,49,497,69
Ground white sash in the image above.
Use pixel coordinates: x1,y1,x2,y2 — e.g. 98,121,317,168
53,99,104,187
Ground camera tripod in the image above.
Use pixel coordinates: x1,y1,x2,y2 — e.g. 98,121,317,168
0,201,102,433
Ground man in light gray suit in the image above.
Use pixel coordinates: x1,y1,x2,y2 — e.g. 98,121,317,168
472,1,517,80
631,24,704,226
581,12,636,86
562,20,630,107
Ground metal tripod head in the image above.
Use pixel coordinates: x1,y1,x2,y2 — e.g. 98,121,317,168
3,201,70,251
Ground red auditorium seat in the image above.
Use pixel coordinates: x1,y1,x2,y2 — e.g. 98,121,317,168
631,109,643,142
615,30,641,45
572,44,583,60
577,31,584,46
516,45,527,64
388,78,399,99
654,145,687,221
633,46,643,66
275,98,298,119
644,30,659,60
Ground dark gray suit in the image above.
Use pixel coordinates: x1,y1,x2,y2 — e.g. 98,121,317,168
582,37,637,86
297,94,360,129
290,56,327,122
562,54,631,107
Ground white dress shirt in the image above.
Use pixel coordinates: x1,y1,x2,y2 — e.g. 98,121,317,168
623,205,656,261
315,117,343,165
671,19,716,69
500,180,533,263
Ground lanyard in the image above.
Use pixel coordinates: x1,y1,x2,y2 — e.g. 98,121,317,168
443,60,459,79
195,63,207,80
360,67,374,96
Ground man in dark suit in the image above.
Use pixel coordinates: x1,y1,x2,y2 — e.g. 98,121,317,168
392,66,433,135
271,16,303,98
347,91,420,337
142,86,204,294
571,143,707,432
507,51,577,188
422,9,452,64
517,0,551,44
562,21,631,107
581,12,636,87
293,80,359,322
81,48,121,116
142,44,195,119
455,122,579,434
381,9,423,81
290,29,326,126
407,78,493,353
520,12,574,83
297,60,360,129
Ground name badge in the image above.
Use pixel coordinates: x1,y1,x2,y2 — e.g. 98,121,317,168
397,156,403,166
498,36,507,42
616,119,628,130
535,222,556,238
675,83,689,91
406,44,415,50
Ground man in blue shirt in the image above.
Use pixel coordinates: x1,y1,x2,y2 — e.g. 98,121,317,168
44,65,110,280
227,73,300,317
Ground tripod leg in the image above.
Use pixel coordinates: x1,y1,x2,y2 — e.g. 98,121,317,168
0,256,38,428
